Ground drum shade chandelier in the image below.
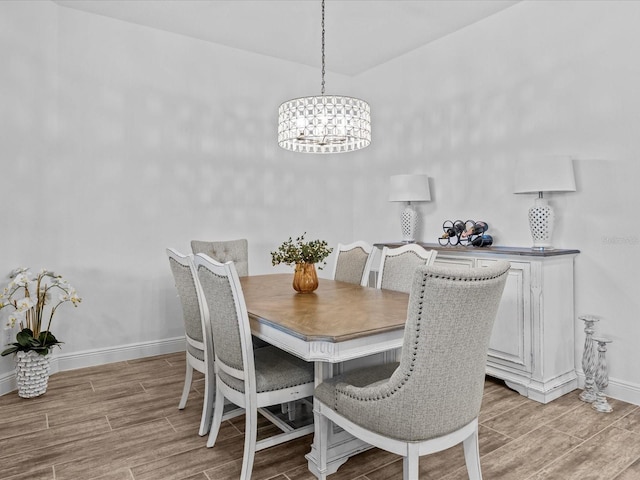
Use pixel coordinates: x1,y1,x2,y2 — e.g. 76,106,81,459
277,0,371,154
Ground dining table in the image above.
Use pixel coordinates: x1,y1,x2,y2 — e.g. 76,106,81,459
239,273,410,479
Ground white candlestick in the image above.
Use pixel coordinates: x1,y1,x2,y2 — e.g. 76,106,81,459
592,337,613,413
579,315,600,403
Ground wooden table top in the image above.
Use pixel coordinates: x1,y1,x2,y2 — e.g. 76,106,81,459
240,274,409,343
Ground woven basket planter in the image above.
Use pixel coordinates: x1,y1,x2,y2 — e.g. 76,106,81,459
15,350,51,398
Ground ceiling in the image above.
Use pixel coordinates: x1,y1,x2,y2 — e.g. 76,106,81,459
53,0,521,76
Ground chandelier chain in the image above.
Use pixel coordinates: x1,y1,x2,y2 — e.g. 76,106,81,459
321,0,325,96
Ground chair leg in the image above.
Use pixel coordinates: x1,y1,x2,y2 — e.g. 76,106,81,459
179,356,193,410
240,406,258,480
403,444,419,480
462,427,483,480
206,384,226,448
287,401,296,421
198,373,215,436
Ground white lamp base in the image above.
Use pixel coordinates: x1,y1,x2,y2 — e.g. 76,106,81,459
400,203,417,242
528,197,555,250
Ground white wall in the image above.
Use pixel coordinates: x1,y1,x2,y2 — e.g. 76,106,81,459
0,1,363,383
356,0,640,402
2,0,640,404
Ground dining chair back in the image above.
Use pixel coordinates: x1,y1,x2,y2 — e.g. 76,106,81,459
332,241,375,286
166,248,214,436
376,243,437,293
315,260,511,480
190,238,249,277
194,253,315,480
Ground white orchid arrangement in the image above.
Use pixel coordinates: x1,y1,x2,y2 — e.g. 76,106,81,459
1,267,81,356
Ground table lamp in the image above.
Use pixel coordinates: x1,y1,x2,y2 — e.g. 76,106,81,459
513,156,576,250
389,174,431,243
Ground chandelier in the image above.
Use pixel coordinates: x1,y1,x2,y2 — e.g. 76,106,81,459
277,0,371,154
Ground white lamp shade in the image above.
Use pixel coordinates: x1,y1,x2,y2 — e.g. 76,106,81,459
389,174,431,202
514,156,576,194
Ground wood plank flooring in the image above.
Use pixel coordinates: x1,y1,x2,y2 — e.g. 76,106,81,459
1,352,639,480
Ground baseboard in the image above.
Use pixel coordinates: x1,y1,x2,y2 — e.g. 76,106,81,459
4,348,639,407
0,337,185,396
576,371,640,407
0,371,17,397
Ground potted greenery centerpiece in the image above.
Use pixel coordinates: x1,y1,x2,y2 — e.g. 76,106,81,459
1,267,81,398
271,233,333,293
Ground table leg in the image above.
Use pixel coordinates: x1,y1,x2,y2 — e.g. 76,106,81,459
305,360,375,479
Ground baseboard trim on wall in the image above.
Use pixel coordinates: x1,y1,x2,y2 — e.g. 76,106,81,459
4,349,639,407
576,371,640,407
0,371,16,397
54,336,186,372
0,337,185,397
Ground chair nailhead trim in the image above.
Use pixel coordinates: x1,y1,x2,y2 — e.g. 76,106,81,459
334,268,506,405
335,272,429,403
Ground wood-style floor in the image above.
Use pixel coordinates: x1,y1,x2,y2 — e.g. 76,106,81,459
1,352,639,480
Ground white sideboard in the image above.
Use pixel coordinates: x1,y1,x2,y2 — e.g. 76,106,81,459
374,243,580,404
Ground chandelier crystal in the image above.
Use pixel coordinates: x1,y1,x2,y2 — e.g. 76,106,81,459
277,1,371,154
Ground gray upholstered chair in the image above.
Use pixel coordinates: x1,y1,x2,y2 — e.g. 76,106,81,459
376,243,437,293
166,248,214,436
194,253,315,480
332,241,375,286
192,238,270,351
191,238,249,277
315,261,511,480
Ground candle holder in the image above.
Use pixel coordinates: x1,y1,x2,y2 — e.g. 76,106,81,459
592,337,613,413
578,314,600,403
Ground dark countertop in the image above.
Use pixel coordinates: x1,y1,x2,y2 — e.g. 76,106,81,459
373,242,580,257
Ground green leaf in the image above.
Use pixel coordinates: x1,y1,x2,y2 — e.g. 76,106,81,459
270,233,333,268
39,331,62,348
38,331,57,343
16,329,35,347
8,328,62,354
0,345,18,356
